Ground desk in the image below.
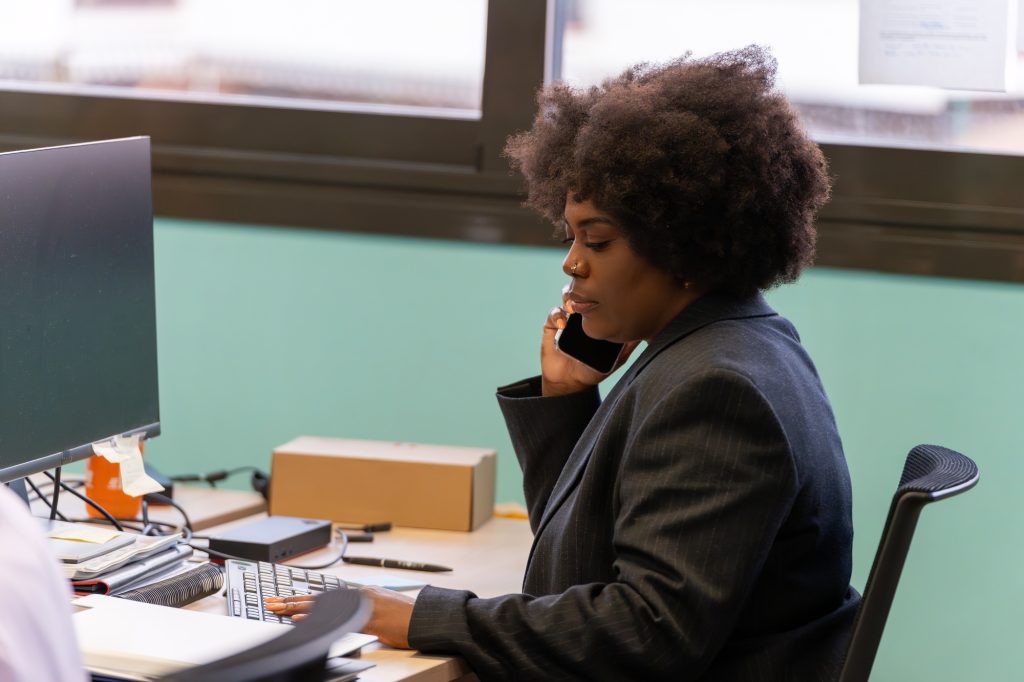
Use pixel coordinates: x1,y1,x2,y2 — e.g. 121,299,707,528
37,478,534,681
180,492,532,682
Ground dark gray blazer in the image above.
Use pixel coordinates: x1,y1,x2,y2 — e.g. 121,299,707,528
409,293,860,680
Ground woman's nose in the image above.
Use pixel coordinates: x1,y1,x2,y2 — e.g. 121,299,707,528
562,248,581,277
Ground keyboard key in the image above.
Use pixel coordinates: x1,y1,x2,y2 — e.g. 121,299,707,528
225,559,347,625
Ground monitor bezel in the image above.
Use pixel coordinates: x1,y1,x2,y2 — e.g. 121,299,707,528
0,423,161,484
0,136,161,484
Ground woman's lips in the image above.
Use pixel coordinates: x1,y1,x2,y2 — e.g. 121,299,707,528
569,298,599,314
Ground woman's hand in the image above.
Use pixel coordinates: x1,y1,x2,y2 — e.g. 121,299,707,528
266,586,415,649
541,285,639,397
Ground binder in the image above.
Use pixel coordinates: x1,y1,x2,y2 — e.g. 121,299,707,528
116,562,223,607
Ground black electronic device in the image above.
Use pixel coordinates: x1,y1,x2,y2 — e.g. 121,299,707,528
554,312,624,374
209,516,333,563
0,137,160,485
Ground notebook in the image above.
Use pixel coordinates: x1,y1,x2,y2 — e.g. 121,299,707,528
43,519,136,563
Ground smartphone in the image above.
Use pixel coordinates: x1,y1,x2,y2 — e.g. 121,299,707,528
554,312,624,374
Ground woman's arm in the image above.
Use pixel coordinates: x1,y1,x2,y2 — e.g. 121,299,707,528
496,376,600,532
495,298,636,531
410,370,797,680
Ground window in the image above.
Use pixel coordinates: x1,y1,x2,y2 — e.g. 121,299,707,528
0,0,488,112
0,0,1021,282
0,0,551,245
560,0,1024,155
555,0,1024,282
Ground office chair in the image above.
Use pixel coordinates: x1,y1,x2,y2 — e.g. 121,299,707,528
159,588,370,682
838,444,979,682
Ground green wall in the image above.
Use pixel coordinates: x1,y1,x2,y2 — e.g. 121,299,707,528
147,217,1021,680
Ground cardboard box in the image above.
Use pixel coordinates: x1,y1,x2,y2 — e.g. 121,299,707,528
269,436,496,531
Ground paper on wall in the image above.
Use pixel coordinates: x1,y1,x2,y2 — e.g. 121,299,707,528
92,434,163,497
859,0,1018,91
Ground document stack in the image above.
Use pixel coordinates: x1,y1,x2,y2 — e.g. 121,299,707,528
48,521,216,604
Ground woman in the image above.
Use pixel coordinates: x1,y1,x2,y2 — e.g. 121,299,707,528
269,45,860,680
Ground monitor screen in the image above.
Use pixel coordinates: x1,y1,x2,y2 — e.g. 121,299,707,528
0,137,160,482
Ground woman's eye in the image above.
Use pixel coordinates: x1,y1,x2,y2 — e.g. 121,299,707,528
560,236,574,245
584,240,611,250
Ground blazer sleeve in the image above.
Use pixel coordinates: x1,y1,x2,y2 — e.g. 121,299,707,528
496,376,601,532
409,369,798,681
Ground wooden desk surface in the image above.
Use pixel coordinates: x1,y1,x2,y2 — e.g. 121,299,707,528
188,504,533,682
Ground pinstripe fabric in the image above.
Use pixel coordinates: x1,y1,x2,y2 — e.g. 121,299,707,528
409,293,859,681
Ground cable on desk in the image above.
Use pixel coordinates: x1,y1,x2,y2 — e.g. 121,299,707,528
24,479,84,504
25,476,68,522
185,543,257,563
140,498,157,536
284,531,349,571
65,491,193,545
170,465,262,488
145,491,193,534
43,471,124,531
50,466,62,521
70,517,180,535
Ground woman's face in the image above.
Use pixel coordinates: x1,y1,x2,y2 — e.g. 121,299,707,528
562,196,694,343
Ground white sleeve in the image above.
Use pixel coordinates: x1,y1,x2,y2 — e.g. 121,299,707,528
0,485,87,682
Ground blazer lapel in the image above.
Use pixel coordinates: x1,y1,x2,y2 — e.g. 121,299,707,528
524,292,778,575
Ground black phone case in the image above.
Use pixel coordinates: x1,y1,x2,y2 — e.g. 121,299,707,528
555,313,624,374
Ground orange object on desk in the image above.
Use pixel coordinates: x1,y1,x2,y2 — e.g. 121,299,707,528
84,442,144,519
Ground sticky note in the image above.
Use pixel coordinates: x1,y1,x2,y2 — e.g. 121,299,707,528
93,434,162,497
93,435,137,464
48,525,122,544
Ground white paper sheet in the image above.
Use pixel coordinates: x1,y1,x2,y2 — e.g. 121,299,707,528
859,0,1017,91
93,434,137,464
72,594,377,678
92,434,163,497
73,594,289,677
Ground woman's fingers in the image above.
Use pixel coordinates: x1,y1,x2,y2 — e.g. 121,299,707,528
560,284,576,315
546,306,569,332
265,594,317,615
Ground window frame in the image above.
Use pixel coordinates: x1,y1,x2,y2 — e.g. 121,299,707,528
0,0,1021,282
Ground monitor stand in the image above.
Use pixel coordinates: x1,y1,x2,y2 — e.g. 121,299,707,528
4,478,29,506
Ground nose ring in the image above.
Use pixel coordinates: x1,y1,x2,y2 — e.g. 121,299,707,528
570,262,579,276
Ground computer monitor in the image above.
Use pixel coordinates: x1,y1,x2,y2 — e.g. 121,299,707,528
0,137,160,484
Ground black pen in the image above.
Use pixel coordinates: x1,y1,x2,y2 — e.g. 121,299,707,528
336,522,392,533
342,556,452,572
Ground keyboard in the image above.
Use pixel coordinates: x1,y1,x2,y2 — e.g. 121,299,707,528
224,558,347,623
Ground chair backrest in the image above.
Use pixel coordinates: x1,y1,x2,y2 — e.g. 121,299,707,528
838,444,979,682
159,588,369,682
